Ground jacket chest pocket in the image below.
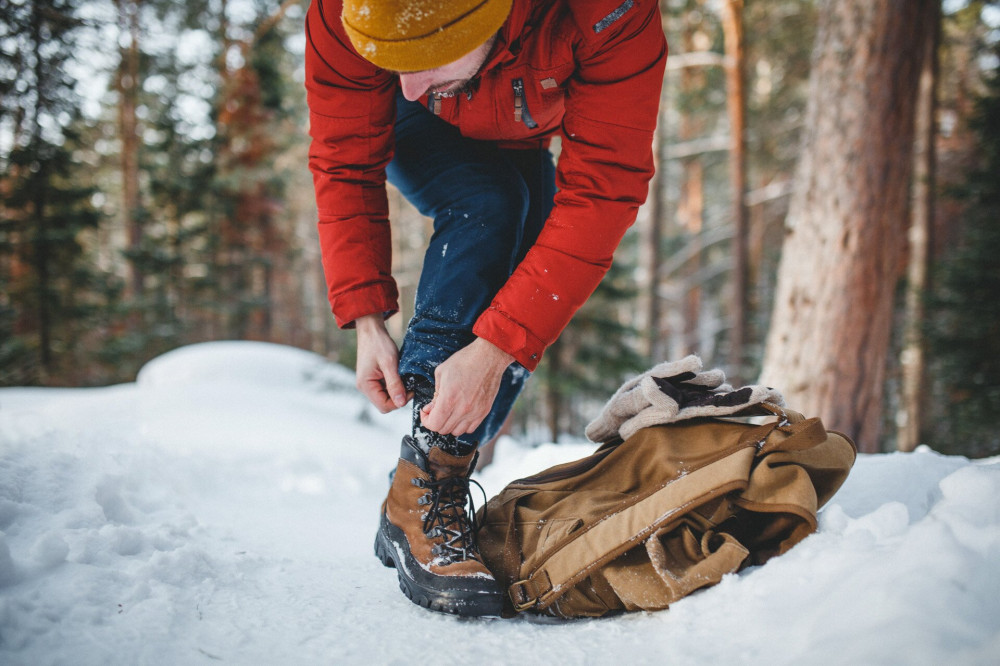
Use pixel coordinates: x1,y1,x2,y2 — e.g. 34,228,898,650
502,65,572,136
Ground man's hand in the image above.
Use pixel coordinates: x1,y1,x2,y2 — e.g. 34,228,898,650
420,338,514,437
355,314,409,413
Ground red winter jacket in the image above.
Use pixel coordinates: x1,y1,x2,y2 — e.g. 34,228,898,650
305,0,667,371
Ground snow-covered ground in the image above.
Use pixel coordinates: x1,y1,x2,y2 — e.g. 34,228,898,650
1,341,998,665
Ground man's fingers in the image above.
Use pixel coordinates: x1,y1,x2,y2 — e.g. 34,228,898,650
354,314,406,414
362,378,396,413
419,400,442,431
358,364,396,413
383,367,408,408
420,394,486,436
419,339,510,436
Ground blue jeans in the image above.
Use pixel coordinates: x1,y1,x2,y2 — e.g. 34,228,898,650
387,93,556,445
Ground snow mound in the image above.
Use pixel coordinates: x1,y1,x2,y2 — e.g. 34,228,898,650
136,340,354,392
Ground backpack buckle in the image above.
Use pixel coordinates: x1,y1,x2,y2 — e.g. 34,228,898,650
509,579,538,612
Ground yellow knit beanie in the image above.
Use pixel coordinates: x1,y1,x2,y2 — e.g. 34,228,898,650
342,0,513,72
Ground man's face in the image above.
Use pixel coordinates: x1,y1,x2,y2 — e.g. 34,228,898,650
397,35,497,102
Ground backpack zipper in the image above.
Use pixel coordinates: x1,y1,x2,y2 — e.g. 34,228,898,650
510,446,616,485
512,78,538,129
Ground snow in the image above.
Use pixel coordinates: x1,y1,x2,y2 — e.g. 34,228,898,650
1,341,998,665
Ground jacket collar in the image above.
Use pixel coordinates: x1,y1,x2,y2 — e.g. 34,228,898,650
481,0,534,72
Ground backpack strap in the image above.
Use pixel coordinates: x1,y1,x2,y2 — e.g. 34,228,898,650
508,444,757,612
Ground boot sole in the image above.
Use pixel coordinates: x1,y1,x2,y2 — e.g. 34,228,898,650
374,513,503,618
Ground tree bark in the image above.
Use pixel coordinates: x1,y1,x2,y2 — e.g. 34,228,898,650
116,0,142,299
643,1,671,363
644,3,670,363
898,1,941,452
677,8,707,357
29,1,52,378
546,337,564,444
680,158,703,356
759,0,933,452
721,0,748,382
644,122,666,362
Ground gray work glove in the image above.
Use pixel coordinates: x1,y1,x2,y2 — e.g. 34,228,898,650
585,355,784,444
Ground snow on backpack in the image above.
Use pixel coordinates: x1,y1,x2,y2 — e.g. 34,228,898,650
476,356,857,618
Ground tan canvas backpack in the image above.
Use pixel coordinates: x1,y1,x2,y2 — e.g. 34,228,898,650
477,402,857,618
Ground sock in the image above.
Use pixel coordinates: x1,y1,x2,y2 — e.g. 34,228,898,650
404,374,477,456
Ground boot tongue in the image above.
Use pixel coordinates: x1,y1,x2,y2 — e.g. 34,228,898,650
427,446,476,479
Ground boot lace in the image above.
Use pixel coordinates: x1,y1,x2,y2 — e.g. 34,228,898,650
417,474,487,564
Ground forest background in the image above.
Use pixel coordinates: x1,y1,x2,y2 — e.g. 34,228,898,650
2,0,999,458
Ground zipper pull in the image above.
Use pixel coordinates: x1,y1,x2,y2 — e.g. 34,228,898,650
427,93,442,115
512,79,524,123
512,78,538,129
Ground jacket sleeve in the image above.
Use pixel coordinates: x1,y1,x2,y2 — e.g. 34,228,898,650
473,0,667,370
305,0,399,328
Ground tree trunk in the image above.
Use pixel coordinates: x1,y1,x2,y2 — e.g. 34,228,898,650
546,337,564,443
721,0,748,382
759,0,933,452
32,170,52,379
644,132,666,362
642,3,671,363
29,2,52,379
677,9,707,357
898,1,941,452
644,83,669,362
679,158,703,357
116,0,142,299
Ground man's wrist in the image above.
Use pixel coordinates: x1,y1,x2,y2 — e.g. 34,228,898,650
473,336,515,368
355,313,387,336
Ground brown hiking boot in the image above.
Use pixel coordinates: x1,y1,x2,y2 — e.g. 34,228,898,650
374,436,503,617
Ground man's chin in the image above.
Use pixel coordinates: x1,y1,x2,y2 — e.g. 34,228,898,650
432,81,472,98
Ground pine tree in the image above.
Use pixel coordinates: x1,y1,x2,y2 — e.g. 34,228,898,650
209,13,295,341
0,0,107,385
924,39,1000,458
91,0,208,377
96,0,308,376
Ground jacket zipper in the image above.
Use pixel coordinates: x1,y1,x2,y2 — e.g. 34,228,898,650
427,93,442,116
512,78,538,129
